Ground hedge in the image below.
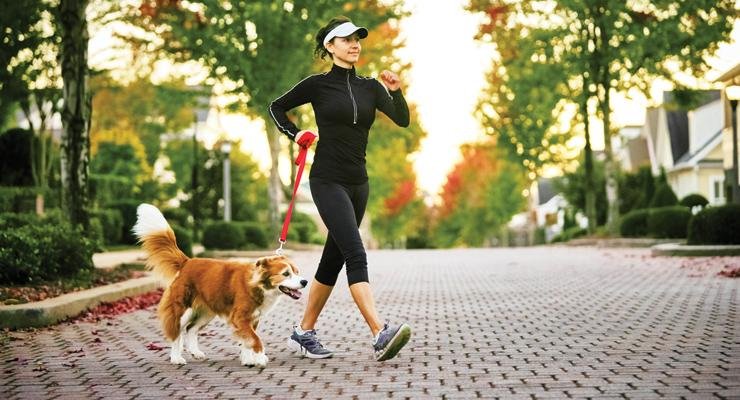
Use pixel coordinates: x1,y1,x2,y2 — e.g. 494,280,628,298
202,221,245,250
647,206,691,239
687,204,740,245
679,193,709,209
0,221,96,284
620,209,650,237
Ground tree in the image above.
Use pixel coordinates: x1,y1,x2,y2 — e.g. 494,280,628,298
468,0,735,233
1,0,63,215
58,0,92,228
434,142,526,247
125,0,403,237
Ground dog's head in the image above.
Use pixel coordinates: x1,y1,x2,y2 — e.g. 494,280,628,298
255,255,307,300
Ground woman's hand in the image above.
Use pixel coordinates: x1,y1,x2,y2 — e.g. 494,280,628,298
380,70,401,91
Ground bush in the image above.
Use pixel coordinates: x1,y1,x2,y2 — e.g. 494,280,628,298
235,221,268,249
550,226,587,243
620,209,650,237
647,206,691,239
162,207,191,230
202,221,244,250
0,221,96,284
679,193,709,209
171,224,193,257
108,200,141,244
649,183,678,208
687,204,740,245
90,208,124,245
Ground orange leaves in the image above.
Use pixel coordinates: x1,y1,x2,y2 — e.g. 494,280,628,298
438,143,500,217
384,179,416,217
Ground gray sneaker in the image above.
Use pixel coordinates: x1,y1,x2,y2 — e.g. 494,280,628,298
373,323,411,361
288,327,333,359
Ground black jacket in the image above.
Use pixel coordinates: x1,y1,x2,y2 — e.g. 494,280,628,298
269,64,410,184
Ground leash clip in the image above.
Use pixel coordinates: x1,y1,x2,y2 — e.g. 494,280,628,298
275,239,286,256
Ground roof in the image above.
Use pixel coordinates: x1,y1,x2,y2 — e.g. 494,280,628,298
672,129,723,168
714,63,740,83
537,178,557,205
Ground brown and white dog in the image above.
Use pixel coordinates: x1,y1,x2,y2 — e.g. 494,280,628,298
132,203,307,367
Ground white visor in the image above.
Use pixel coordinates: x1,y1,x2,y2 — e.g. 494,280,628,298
323,22,368,46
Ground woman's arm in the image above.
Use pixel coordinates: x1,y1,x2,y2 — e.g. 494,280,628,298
375,72,410,127
269,76,315,141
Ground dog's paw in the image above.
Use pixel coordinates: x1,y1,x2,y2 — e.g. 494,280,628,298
170,355,187,365
253,352,268,367
189,349,206,360
240,349,256,366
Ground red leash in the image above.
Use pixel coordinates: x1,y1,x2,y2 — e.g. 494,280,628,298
276,132,315,254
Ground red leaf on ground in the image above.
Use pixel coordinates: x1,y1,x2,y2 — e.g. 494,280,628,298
146,342,165,351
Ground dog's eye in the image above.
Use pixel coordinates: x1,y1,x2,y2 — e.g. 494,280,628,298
282,271,290,277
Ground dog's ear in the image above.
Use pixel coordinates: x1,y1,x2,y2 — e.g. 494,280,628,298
256,257,267,268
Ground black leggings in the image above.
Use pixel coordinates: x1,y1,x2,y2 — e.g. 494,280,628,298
310,178,369,286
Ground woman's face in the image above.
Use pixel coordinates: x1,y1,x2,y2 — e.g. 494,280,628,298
327,33,362,67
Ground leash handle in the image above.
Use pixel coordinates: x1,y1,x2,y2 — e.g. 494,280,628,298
277,140,310,253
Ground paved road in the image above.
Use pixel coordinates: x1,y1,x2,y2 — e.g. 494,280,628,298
1,247,738,399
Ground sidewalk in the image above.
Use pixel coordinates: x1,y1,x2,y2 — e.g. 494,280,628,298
1,247,737,399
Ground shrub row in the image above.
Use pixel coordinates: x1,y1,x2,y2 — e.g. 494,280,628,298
200,214,321,250
0,217,96,284
620,204,740,243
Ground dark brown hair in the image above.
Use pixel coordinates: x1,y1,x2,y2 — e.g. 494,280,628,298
313,16,352,60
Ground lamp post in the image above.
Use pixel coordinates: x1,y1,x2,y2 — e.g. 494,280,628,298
727,86,740,204
221,140,232,222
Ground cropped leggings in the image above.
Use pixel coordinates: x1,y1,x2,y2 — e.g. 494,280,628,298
309,178,369,286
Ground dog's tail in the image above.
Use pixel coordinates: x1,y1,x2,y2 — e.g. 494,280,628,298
132,203,189,286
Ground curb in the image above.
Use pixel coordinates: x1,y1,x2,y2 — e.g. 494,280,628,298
0,276,160,329
566,238,680,248
651,243,740,257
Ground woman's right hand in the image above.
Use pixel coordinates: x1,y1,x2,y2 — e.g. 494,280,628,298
296,130,318,148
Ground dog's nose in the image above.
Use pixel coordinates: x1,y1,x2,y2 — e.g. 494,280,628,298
300,279,308,287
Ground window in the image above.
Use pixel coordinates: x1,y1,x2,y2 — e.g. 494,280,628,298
710,176,725,205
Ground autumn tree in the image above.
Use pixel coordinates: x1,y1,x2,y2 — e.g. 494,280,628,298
434,141,526,247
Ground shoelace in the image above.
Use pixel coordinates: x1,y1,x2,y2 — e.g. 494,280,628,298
300,332,325,349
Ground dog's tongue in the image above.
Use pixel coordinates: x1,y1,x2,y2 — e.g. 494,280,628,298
281,287,302,299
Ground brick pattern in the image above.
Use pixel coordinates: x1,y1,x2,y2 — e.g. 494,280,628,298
1,247,738,399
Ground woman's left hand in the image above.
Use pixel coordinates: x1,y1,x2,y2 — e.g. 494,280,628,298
380,70,401,91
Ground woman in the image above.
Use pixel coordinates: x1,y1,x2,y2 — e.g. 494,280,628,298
269,16,411,362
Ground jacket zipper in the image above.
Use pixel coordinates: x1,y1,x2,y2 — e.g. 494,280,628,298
346,71,357,125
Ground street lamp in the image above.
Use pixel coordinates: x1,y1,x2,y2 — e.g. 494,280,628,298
728,85,740,204
221,140,232,222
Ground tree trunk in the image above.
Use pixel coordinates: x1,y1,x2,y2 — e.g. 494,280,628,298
59,0,91,228
266,125,284,242
581,75,596,234
600,82,619,234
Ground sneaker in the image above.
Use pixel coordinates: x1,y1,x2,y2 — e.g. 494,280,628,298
373,322,411,361
288,326,333,359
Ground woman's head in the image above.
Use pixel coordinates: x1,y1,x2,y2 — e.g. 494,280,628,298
314,17,368,65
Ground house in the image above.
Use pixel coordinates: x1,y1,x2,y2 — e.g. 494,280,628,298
714,63,740,203
623,90,727,205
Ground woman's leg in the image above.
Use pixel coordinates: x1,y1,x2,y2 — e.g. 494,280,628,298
300,279,333,330
349,282,383,336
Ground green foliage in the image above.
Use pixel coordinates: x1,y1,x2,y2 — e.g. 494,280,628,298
163,139,269,224
0,219,96,285
554,158,608,226
89,174,135,209
647,206,691,239
281,212,319,245
550,226,587,243
650,183,679,208
234,222,269,249
0,186,57,213
619,166,656,214
162,207,191,231
90,208,124,245
108,200,141,245
171,224,193,257
679,193,709,209
202,221,245,250
687,205,740,245
619,209,650,238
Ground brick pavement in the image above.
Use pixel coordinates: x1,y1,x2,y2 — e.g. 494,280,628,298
1,247,738,399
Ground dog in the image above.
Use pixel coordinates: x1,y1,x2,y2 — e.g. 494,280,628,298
132,203,307,367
